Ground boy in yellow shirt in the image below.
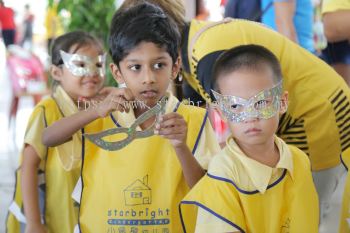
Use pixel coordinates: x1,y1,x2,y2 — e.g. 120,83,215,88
180,45,319,233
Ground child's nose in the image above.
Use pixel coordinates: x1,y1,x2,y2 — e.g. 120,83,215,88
83,68,101,78
142,68,156,84
84,72,98,78
243,117,259,123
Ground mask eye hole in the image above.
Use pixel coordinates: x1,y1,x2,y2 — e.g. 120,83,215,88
96,62,103,68
73,61,86,68
254,94,276,110
229,103,244,113
254,100,268,110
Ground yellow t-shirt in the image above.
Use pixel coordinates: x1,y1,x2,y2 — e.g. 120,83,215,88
78,93,221,233
7,86,83,233
196,136,294,232
217,136,293,193
25,86,82,170
322,0,350,13
23,105,47,159
180,136,319,233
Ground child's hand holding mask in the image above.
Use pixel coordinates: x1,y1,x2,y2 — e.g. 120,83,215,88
154,113,188,148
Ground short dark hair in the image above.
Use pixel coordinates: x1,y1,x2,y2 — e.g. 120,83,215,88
50,30,103,66
108,2,180,65
119,0,186,35
213,45,283,89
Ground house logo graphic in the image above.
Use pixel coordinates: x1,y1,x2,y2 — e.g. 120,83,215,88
124,175,152,206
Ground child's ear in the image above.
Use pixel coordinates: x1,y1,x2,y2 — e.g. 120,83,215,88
171,56,181,80
109,63,125,85
50,65,63,82
279,91,289,114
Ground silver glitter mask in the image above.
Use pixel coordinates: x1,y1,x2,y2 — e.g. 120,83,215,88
212,81,283,123
84,96,167,151
60,50,106,77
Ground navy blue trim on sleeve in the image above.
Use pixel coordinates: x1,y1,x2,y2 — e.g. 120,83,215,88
192,110,208,154
340,153,348,171
179,200,245,233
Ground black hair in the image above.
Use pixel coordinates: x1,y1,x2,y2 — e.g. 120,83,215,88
108,2,180,65
50,30,103,66
213,45,283,89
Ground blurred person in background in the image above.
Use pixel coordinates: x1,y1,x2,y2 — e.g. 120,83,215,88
224,0,263,21
20,4,34,49
0,0,16,48
261,0,315,53
45,3,64,53
196,0,210,20
321,0,350,87
322,0,350,42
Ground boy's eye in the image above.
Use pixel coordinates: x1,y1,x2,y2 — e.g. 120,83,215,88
95,62,103,68
153,63,164,69
129,64,141,71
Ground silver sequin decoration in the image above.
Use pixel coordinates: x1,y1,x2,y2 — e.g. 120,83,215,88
60,50,106,77
212,81,283,123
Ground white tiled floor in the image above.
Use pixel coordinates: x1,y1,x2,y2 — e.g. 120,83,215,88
0,39,347,233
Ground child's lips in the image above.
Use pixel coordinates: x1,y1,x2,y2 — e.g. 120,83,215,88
82,80,98,88
140,90,157,98
245,128,262,134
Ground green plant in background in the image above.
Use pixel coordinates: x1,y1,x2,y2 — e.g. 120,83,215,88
48,0,118,87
